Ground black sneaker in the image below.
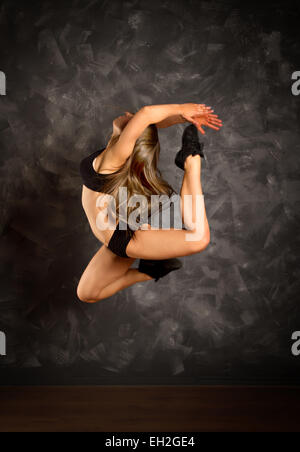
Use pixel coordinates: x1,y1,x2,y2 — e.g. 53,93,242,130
175,124,205,171
138,258,183,282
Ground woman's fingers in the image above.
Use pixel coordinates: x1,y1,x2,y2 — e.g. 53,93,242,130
185,115,198,126
202,116,223,128
191,118,206,134
194,113,222,122
203,119,223,128
199,105,213,112
206,123,222,130
207,114,221,118
208,115,222,122
210,120,223,126
208,117,223,124
186,106,224,133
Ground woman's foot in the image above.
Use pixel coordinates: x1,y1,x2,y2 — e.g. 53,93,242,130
175,124,205,171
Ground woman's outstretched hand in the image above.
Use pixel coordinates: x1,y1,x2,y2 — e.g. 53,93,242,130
191,112,223,135
180,103,223,135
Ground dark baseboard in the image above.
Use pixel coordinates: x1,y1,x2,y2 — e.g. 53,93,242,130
0,385,300,432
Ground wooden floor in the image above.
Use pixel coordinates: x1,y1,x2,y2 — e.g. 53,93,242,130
0,386,300,432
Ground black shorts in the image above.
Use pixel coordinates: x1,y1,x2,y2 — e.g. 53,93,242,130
107,194,181,258
107,220,135,259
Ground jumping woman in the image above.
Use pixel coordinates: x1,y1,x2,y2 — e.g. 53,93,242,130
77,103,223,303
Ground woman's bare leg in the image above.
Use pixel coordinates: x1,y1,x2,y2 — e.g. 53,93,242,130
97,269,152,301
180,154,209,240
126,155,210,259
77,245,152,303
180,155,202,225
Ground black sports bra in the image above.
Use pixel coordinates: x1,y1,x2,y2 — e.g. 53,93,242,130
80,147,121,192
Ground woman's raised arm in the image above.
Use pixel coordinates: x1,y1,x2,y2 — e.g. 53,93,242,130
107,104,182,165
108,103,214,166
156,114,186,129
144,103,213,126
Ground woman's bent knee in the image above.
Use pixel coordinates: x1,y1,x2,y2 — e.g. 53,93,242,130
77,283,100,303
187,230,210,255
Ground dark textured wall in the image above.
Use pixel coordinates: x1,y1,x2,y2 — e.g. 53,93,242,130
0,0,300,384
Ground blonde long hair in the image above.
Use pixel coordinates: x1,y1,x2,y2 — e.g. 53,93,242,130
100,122,175,238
